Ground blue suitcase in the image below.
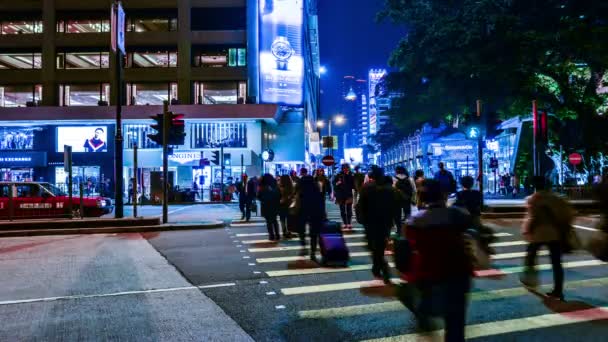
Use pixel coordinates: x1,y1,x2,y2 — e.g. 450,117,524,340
319,221,349,267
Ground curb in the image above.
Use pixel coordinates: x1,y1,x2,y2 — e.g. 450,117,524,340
0,221,225,238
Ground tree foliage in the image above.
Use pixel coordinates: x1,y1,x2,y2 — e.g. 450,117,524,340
378,0,608,152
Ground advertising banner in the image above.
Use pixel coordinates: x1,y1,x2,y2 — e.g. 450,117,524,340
258,0,304,106
0,151,47,167
56,126,109,153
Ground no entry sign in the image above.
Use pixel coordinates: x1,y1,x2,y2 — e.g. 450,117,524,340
322,155,335,166
569,153,582,166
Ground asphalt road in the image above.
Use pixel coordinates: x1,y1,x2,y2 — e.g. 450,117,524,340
1,203,607,341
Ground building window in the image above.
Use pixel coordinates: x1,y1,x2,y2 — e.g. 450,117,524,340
127,18,177,32
191,7,246,31
126,51,177,68
124,124,160,149
127,82,177,105
194,48,246,68
56,19,110,33
0,53,41,69
191,123,247,148
59,84,110,106
1,21,43,34
0,85,42,107
0,128,36,150
194,81,246,105
56,52,110,69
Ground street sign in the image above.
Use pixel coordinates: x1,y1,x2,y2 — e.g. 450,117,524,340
569,153,583,166
489,157,498,169
111,2,126,55
63,145,72,172
321,136,339,150
322,155,335,166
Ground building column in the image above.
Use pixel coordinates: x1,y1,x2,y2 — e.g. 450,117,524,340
177,0,192,104
42,0,57,106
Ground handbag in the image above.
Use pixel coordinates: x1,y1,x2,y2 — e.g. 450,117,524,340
392,236,412,273
588,231,608,261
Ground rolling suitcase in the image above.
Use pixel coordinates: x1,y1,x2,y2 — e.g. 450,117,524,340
319,220,349,267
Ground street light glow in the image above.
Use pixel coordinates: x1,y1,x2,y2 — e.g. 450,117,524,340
319,65,327,75
334,115,345,124
316,120,325,128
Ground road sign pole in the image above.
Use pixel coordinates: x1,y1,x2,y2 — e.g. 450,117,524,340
133,143,138,218
162,101,169,224
113,1,125,219
477,100,484,207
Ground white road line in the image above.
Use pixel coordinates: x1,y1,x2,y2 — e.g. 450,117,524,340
236,232,270,237
241,234,365,244
363,306,608,341
0,283,236,306
231,222,265,227
249,242,368,253
283,279,401,295
574,225,599,232
490,240,528,247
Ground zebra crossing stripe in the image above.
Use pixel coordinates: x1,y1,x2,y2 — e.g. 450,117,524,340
297,277,608,319
257,249,544,264
238,231,510,239
362,306,608,341
241,234,365,244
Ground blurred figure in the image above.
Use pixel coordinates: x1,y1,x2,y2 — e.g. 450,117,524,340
414,169,425,209
294,167,325,261
520,176,573,301
333,163,355,230
399,179,473,340
314,168,331,201
353,165,365,204
394,166,415,230
358,167,396,284
258,174,281,241
278,175,295,239
433,162,456,202
289,170,299,186
235,174,252,221
454,176,482,226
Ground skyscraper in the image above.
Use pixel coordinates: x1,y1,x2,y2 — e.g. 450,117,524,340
340,76,367,148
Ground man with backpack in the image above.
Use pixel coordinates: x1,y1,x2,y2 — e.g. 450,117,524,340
393,166,415,230
434,162,456,202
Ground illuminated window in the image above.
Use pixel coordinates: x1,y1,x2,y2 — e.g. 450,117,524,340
1,21,43,34
194,82,246,105
124,124,160,149
59,83,110,106
194,48,246,68
57,19,110,33
127,18,177,32
0,85,42,107
56,52,109,69
127,51,177,68
127,82,177,105
0,53,41,69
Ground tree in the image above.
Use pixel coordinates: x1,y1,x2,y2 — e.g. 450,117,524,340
378,0,608,153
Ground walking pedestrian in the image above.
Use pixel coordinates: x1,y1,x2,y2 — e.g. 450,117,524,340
398,179,473,341
258,174,281,241
358,166,396,284
434,162,456,202
520,176,573,301
333,163,355,230
294,167,325,261
235,174,252,221
314,168,331,200
393,166,415,230
353,165,365,204
278,175,294,239
414,169,425,209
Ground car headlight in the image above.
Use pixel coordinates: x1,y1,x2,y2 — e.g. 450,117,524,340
97,200,106,208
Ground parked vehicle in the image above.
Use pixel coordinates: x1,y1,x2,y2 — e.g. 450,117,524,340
0,182,113,219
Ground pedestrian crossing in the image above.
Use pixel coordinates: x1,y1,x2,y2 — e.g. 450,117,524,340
228,206,608,341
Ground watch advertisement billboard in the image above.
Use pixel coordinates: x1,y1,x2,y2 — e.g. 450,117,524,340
56,126,108,153
258,0,304,106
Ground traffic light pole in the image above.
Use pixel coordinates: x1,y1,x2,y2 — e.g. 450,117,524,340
220,144,225,202
162,101,169,224
477,100,484,207
114,48,124,218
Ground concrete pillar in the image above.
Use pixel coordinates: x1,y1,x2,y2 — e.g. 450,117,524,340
42,0,57,106
177,0,192,104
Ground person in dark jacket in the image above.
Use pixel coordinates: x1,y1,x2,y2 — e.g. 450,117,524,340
333,163,355,229
257,174,281,241
433,162,456,202
294,167,325,261
278,175,295,239
394,166,415,230
353,165,365,204
235,174,256,221
399,179,473,341
358,166,396,284
314,168,332,200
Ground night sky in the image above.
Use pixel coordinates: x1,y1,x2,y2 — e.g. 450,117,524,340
318,0,405,131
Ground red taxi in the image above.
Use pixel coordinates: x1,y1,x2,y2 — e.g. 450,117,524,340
0,182,113,219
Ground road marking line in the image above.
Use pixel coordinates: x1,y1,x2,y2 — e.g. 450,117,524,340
0,283,236,306
260,281,268,284
574,225,599,232
490,240,528,247
283,279,401,295
241,234,365,244
231,223,265,227
258,250,546,264
236,233,270,237
275,305,286,310
279,259,605,289
248,263,256,266
362,306,608,341
266,291,276,295
298,277,608,318
494,232,513,237
243,256,250,259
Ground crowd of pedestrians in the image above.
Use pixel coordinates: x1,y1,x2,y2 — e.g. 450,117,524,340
233,162,608,342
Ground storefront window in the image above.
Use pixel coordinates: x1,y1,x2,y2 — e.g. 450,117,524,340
57,52,110,69
1,21,43,34
124,124,161,149
127,51,177,68
127,18,177,32
59,83,110,106
0,85,42,107
56,19,110,33
191,123,247,148
194,48,246,68
0,53,42,69
55,166,101,196
127,82,177,105
194,81,246,104
0,128,36,150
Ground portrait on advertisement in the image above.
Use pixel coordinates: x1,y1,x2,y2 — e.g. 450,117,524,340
57,126,108,153
259,0,304,106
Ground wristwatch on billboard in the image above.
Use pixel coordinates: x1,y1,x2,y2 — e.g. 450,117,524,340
271,36,293,71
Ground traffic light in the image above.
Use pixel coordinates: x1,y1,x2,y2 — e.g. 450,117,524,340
168,112,186,146
467,126,480,139
147,113,164,146
211,150,220,165
223,153,231,166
